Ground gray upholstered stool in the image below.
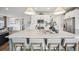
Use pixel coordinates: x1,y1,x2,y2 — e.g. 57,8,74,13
65,43,77,51
64,38,77,51
31,43,43,51
12,38,27,51
13,43,25,51
48,43,59,51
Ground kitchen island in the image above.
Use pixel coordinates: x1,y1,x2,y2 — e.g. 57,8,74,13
8,29,75,51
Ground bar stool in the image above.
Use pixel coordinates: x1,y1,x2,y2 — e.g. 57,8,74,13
13,43,25,51
12,37,27,51
65,43,77,51
48,38,61,51
64,38,77,51
31,43,42,51
48,43,59,51
30,39,43,51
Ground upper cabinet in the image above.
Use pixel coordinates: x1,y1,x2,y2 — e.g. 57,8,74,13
7,17,22,31
0,16,7,30
0,16,4,30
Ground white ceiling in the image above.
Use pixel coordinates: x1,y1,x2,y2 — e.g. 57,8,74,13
0,7,73,17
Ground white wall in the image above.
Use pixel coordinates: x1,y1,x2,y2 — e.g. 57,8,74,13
30,15,51,29
30,15,64,33
65,9,79,34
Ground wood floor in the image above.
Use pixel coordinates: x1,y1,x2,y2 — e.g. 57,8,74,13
0,42,9,51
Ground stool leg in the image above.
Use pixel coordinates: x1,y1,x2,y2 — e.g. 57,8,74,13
44,38,47,51
26,38,30,50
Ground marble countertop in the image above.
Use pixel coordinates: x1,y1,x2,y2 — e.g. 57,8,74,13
8,29,75,39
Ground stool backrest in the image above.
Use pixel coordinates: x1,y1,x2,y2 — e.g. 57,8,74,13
12,37,27,46
30,38,43,43
48,39,61,43
65,38,77,43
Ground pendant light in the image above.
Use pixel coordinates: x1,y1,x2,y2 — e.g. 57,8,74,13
53,7,66,15
24,7,36,15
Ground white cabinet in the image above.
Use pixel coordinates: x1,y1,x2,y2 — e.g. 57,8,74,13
7,17,22,31
0,17,4,29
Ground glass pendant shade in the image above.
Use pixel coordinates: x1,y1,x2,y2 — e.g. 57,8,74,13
54,7,66,15
24,7,36,15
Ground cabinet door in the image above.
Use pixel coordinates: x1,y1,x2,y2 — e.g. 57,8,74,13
8,18,21,31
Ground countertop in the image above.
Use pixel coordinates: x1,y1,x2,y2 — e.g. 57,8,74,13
8,30,75,39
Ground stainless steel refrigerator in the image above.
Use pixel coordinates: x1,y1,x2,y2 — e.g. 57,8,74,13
63,17,75,34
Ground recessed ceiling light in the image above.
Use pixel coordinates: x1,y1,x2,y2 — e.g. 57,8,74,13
5,8,8,10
